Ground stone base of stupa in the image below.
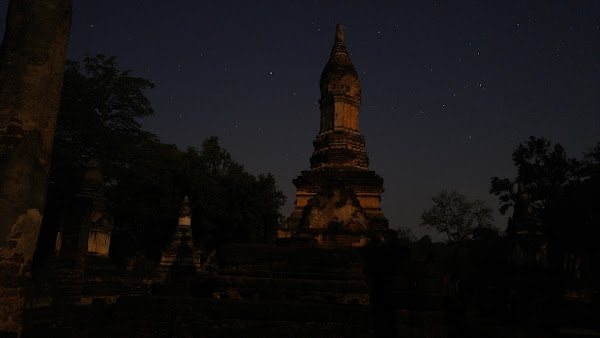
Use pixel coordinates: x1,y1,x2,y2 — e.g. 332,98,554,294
279,169,395,247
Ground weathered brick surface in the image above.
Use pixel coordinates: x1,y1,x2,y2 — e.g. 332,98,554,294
0,0,73,333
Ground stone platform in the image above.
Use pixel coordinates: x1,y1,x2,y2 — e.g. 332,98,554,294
23,242,456,337
23,243,376,337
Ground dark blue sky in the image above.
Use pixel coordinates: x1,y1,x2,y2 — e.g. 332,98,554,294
2,1,599,240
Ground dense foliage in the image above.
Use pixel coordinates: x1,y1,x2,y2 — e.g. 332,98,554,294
39,55,285,263
490,136,600,284
489,136,579,218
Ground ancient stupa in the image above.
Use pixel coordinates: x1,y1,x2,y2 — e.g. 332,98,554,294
279,24,392,247
507,182,548,268
156,196,203,282
55,159,113,257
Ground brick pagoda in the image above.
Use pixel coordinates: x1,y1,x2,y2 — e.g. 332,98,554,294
280,24,392,247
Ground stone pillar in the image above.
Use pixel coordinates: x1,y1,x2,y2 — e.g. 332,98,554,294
0,1,72,334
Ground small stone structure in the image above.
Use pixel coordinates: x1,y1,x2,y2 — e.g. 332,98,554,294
280,24,393,246
54,159,113,257
155,196,203,282
79,159,113,256
43,160,132,306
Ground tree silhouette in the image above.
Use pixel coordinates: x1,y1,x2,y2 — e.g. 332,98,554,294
491,137,600,284
489,136,578,218
420,190,495,246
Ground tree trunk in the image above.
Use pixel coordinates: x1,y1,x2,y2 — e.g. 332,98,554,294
0,0,72,335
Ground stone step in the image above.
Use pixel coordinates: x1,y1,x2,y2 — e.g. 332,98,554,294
216,244,366,282
183,321,372,337
213,275,369,304
25,297,373,337
114,296,371,324
219,265,365,280
217,260,365,275
392,291,445,311
217,244,365,266
215,275,368,293
109,318,372,337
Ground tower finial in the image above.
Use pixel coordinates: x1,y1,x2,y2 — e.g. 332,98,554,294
331,24,348,56
336,24,344,42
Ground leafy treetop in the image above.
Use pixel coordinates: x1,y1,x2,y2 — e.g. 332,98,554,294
39,55,286,265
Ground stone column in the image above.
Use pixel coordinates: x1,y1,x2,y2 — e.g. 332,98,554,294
0,1,72,334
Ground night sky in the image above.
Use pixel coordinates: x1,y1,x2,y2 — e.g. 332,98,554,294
2,1,599,240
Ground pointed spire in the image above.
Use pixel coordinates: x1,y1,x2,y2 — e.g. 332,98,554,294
330,24,348,56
